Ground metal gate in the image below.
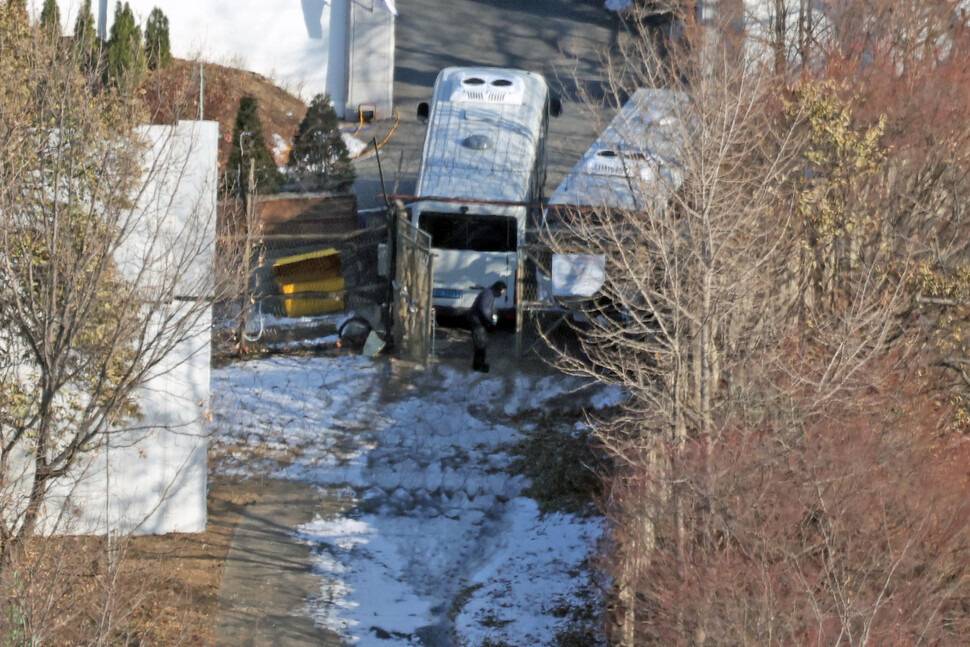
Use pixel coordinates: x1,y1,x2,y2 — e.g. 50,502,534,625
391,203,433,363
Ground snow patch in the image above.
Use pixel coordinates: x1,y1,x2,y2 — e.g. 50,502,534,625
259,311,356,331
272,133,289,163
503,374,568,416
455,498,604,646
264,334,340,352
343,133,368,158
591,384,626,409
211,354,382,486
297,515,435,642
605,0,633,12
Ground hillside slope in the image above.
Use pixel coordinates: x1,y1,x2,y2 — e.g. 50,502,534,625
143,59,308,169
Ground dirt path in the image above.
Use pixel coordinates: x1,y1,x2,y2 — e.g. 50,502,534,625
215,480,349,647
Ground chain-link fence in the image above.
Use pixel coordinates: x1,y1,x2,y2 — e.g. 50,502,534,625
215,194,442,362
256,225,388,318
214,193,388,354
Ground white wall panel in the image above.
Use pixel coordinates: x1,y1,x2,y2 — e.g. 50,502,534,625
9,121,217,537
37,310,211,536
347,0,395,119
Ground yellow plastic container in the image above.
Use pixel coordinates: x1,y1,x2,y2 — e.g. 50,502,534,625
281,295,345,317
272,249,346,317
279,277,345,296
272,249,343,281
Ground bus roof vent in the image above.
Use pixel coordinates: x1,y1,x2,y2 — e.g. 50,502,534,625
450,72,526,105
585,147,665,178
462,134,491,150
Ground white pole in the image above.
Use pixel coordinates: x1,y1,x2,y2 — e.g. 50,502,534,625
98,0,108,40
106,429,113,566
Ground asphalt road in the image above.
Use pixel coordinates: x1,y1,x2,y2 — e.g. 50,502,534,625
216,480,348,647
353,0,623,211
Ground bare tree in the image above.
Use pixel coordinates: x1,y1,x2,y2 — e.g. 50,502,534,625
214,155,267,357
815,1,970,430
0,8,215,567
545,10,970,644
548,25,807,641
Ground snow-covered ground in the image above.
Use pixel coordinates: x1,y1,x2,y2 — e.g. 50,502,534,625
214,309,354,334
342,133,369,159
604,0,633,12
211,354,617,645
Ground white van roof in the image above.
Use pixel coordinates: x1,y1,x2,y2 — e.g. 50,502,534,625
549,88,687,211
416,67,549,205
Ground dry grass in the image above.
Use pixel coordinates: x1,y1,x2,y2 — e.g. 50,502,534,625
1,477,263,645
118,477,262,644
511,420,606,515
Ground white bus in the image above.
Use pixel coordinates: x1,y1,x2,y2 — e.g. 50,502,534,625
547,88,686,217
412,66,560,315
538,88,687,304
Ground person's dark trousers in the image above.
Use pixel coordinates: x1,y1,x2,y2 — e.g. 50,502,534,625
471,323,489,372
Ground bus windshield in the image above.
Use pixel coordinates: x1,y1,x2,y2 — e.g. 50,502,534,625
418,212,517,253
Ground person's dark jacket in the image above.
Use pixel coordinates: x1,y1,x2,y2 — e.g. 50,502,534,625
470,287,496,330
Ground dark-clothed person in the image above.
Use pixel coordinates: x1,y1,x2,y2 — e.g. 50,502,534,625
469,281,507,372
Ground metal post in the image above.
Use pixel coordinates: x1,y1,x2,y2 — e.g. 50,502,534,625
239,159,256,353
515,247,525,357
384,201,403,345
374,137,389,207
426,250,434,362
